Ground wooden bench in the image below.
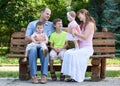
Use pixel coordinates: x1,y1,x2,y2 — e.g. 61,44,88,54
6,28,115,81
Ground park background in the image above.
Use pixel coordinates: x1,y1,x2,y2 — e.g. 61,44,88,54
0,0,120,77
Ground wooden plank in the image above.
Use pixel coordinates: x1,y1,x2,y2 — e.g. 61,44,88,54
11,39,26,45
6,54,25,58
94,32,114,38
100,58,106,79
10,47,25,53
91,54,115,58
93,40,115,46
12,32,25,38
93,47,115,53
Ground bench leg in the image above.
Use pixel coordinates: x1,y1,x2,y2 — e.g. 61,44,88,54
19,58,31,80
91,58,101,81
100,58,106,79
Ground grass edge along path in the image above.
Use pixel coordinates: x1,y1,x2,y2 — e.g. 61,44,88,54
0,70,120,78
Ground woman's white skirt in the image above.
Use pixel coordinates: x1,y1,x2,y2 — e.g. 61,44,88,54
61,46,94,82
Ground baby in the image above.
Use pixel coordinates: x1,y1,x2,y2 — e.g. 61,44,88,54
66,11,81,48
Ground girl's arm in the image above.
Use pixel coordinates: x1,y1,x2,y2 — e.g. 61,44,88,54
43,34,48,44
31,34,38,43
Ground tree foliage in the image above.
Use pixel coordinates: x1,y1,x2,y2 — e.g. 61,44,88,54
0,0,68,46
101,0,120,32
1,0,120,56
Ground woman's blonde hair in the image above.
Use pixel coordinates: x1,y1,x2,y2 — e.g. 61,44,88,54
77,9,96,31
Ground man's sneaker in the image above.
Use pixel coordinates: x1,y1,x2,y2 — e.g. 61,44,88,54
40,75,47,84
32,76,39,84
43,49,48,57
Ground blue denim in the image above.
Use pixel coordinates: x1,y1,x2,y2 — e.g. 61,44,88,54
28,46,37,76
39,48,49,75
28,46,49,76
25,20,55,37
26,20,55,77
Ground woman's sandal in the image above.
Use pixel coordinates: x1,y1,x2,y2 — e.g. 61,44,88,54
50,71,57,81
66,78,76,82
60,73,65,81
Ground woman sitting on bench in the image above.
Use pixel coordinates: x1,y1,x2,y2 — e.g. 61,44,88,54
61,9,97,82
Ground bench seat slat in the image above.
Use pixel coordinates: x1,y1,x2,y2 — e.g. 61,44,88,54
91,54,115,58
6,54,25,58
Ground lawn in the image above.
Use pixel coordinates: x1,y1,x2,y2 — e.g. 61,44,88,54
0,55,120,66
0,70,120,78
0,55,120,78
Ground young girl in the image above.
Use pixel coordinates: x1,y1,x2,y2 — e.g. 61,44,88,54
66,11,81,48
23,22,48,62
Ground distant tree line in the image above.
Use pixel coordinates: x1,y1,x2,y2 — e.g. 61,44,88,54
0,0,120,56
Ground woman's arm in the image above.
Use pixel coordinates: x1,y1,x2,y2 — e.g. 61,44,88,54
74,22,94,40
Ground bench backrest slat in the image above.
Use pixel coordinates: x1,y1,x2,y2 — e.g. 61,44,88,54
10,47,25,53
12,32,25,38
9,31,115,56
93,40,115,46
11,39,26,45
94,47,115,53
94,32,114,38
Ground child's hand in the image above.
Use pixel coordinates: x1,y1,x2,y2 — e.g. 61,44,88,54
41,36,46,41
72,29,77,37
68,29,72,34
57,48,63,52
54,48,62,53
34,41,39,44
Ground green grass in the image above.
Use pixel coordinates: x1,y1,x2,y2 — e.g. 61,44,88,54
0,55,120,66
0,70,120,78
0,47,8,55
0,71,19,78
106,58,120,65
88,57,120,66
0,55,19,66
0,55,120,78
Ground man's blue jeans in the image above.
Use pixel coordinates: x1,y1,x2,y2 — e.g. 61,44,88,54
28,46,49,77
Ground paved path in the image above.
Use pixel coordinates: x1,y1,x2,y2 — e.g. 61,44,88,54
0,66,120,86
0,77,120,86
0,65,120,71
